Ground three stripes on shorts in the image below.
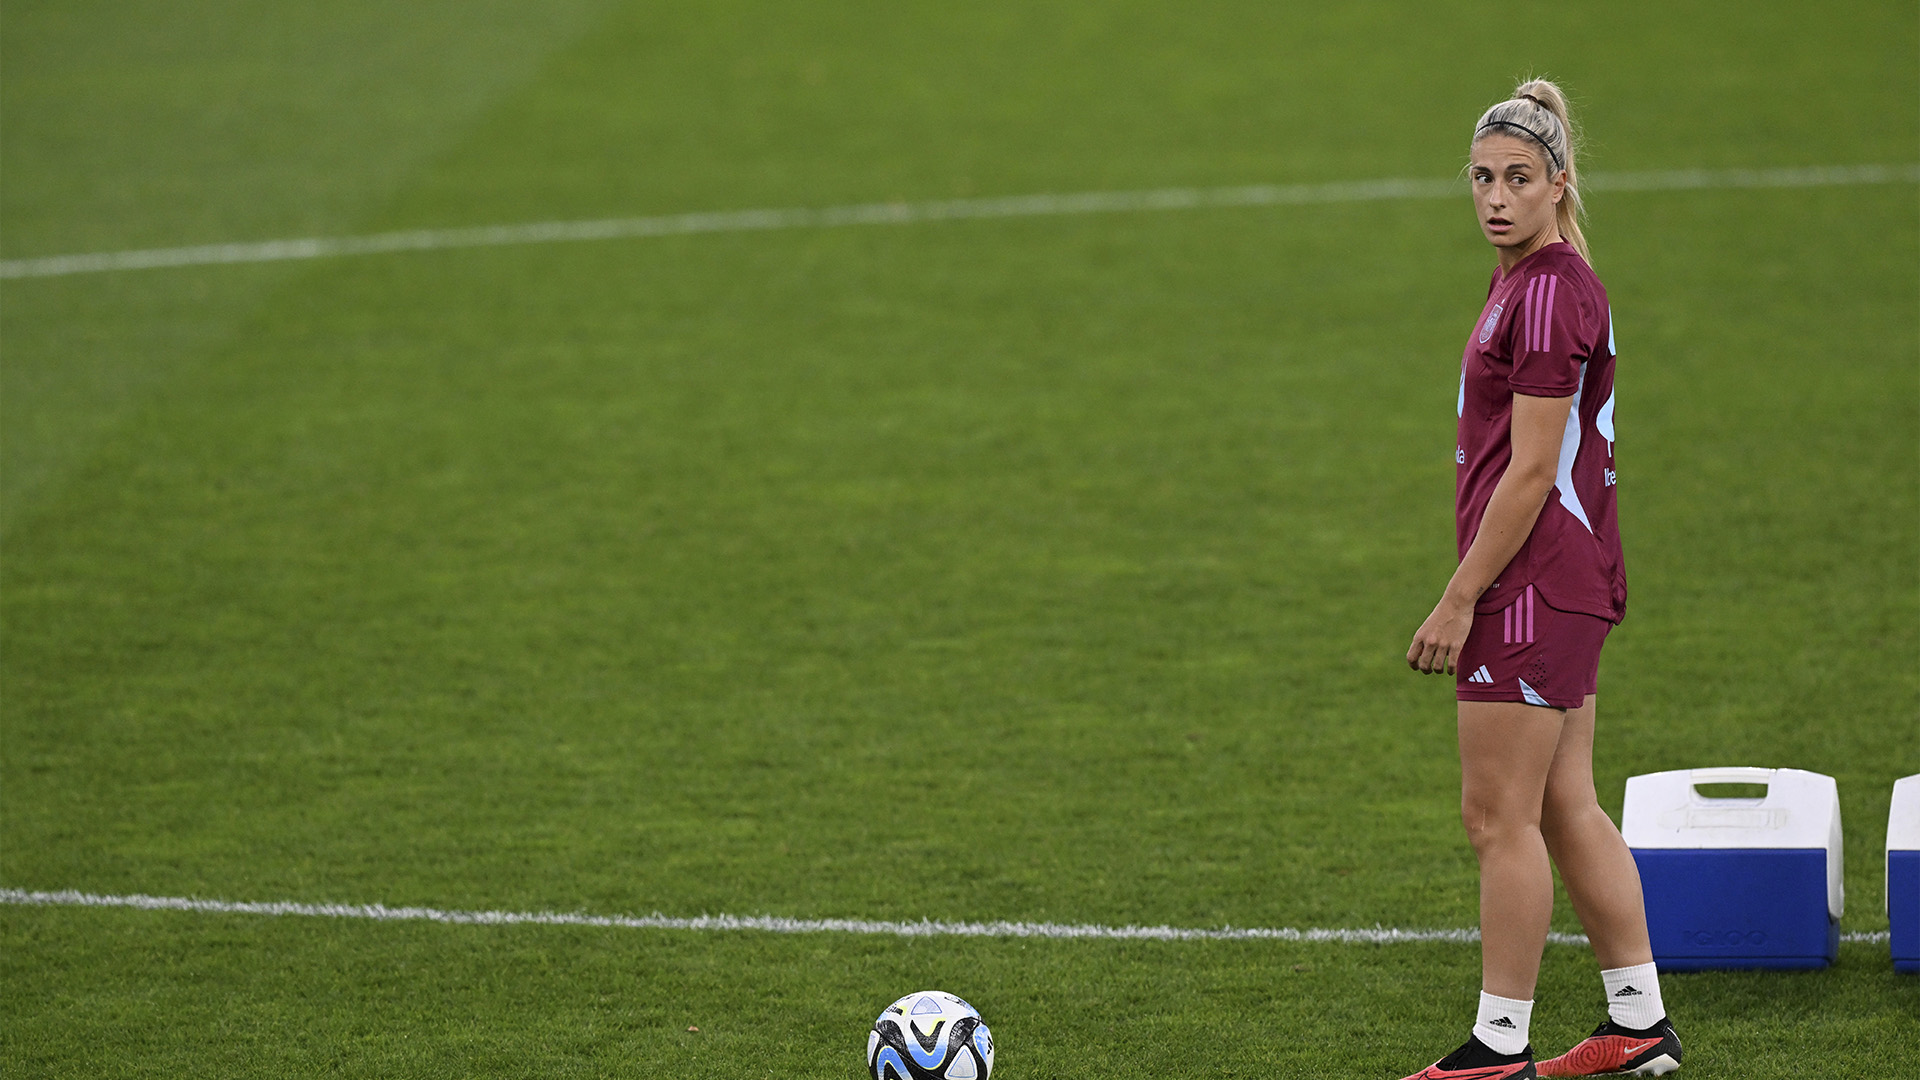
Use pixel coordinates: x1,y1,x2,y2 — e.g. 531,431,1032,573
1504,584,1539,645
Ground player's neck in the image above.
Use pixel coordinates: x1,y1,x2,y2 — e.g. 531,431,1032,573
1497,229,1564,276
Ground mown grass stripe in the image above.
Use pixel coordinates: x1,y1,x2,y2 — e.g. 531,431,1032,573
4,164,1914,281
0,888,1893,945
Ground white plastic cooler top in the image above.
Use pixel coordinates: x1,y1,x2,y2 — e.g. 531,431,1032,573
1622,767,1843,920
1890,774,1920,852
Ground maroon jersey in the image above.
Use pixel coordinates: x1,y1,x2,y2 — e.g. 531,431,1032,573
1457,242,1626,622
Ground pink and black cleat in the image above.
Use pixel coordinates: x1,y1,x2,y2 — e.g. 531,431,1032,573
1537,1017,1681,1076
1401,1035,1536,1079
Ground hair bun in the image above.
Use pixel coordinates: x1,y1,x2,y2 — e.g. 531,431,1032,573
1512,80,1571,123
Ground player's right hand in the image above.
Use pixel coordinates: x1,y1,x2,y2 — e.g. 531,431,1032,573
1407,597,1473,675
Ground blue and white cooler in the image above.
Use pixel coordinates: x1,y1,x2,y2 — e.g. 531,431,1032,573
1889,774,1920,974
1622,767,1842,971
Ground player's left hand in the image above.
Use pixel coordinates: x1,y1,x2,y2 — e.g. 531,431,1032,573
1407,597,1473,675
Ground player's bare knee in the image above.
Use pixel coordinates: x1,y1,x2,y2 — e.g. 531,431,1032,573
1460,798,1540,853
1539,788,1595,835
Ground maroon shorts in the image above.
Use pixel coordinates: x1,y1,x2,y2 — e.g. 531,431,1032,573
1456,584,1612,709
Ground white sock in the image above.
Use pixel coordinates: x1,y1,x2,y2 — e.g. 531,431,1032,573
1602,962,1665,1030
1472,991,1533,1055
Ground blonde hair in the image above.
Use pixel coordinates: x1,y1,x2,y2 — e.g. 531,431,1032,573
1471,79,1588,262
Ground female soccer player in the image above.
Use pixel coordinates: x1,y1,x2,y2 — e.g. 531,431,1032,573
1398,81,1682,1079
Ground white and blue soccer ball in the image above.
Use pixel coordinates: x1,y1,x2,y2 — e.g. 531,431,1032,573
867,990,994,1080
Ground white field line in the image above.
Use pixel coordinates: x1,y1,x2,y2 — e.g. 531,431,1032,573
3,163,1914,281
0,887,1893,945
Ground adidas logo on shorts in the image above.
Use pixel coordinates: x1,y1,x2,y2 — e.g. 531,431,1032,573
1467,665,1493,684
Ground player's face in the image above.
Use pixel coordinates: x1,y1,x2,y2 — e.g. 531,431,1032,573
1469,135,1565,263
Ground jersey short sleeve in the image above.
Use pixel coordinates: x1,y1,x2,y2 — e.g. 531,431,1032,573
1506,270,1594,398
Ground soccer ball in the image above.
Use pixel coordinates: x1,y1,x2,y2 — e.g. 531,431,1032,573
866,990,995,1080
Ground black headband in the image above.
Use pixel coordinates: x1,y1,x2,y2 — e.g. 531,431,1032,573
1476,119,1564,173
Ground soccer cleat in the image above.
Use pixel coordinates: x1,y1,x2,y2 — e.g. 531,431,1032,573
1537,1017,1682,1076
1400,1035,1537,1079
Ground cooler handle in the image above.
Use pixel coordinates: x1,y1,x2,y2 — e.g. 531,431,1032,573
1687,767,1774,788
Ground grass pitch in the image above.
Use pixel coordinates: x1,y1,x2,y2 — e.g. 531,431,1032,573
4,1,1917,1076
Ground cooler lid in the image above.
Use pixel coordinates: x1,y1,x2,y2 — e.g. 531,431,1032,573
1891,774,1920,852
1623,767,1843,920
